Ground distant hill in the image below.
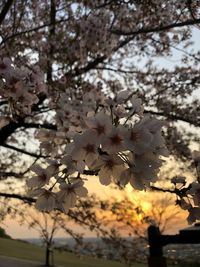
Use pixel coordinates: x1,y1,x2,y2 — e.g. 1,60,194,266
0,227,11,239
24,237,101,247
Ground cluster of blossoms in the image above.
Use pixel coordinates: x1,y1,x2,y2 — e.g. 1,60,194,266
0,57,46,115
66,12,117,65
79,12,116,60
27,87,169,213
172,151,200,224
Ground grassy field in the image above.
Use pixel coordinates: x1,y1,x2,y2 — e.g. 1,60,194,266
0,237,145,267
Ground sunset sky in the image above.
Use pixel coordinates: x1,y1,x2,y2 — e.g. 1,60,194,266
3,176,189,239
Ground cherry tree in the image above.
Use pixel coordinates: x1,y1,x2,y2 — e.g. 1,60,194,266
0,0,200,227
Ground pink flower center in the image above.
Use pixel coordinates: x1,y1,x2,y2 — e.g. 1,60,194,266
84,143,95,154
130,131,140,141
94,123,105,135
0,62,7,70
105,159,115,170
43,190,52,199
110,134,123,145
40,173,48,181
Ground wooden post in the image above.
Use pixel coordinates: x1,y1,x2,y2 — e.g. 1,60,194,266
148,225,167,267
147,223,200,267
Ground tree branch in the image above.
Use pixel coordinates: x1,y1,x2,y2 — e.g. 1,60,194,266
150,185,175,194
83,170,98,176
47,0,56,82
145,109,200,127
0,192,35,203
0,119,56,145
95,66,164,75
0,119,23,145
0,17,69,46
2,143,46,158
0,171,23,179
22,122,56,130
0,0,14,25
112,17,200,36
71,17,200,77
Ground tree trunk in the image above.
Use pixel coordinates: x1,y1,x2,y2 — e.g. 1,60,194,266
45,245,50,266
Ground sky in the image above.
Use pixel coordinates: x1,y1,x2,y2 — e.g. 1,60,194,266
2,176,117,239
2,183,189,239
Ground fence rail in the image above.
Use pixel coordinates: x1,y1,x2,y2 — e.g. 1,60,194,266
147,223,200,267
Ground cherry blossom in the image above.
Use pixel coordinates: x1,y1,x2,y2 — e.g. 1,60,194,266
187,207,200,224
170,152,200,224
188,183,200,206
171,176,186,185
25,90,169,213
101,126,126,154
57,180,88,213
71,130,99,167
0,116,10,128
94,155,125,186
84,111,112,140
0,57,46,115
124,122,153,155
35,189,56,212
27,165,53,188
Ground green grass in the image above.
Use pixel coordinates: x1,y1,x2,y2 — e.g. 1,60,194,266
0,237,145,267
